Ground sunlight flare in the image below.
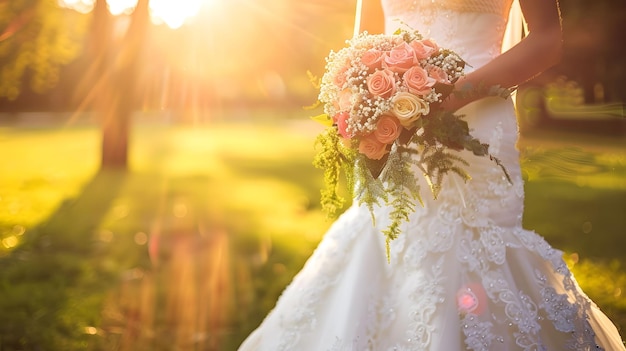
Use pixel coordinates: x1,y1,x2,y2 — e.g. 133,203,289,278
108,0,137,15
58,0,214,28
57,0,95,13
149,0,204,29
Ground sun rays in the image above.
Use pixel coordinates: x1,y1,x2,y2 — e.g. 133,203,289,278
58,0,218,28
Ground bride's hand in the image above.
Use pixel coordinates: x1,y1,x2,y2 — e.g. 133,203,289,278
440,78,473,113
440,93,467,113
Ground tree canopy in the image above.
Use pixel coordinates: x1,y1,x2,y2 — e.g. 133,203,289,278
0,0,88,100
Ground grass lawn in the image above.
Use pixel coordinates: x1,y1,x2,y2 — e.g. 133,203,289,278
0,114,625,350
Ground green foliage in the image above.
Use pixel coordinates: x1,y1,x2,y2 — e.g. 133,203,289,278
313,127,355,218
420,111,488,155
0,0,88,99
416,146,471,199
379,147,419,260
353,157,387,220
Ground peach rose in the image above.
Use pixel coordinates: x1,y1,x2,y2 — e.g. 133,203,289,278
333,111,351,139
403,66,436,96
333,66,348,88
361,49,385,71
373,114,402,144
366,69,396,98
337,88,352,111
391,92,430,128
422,39,439,51
358,133,388,160
410,39,439,59
383,42,416,73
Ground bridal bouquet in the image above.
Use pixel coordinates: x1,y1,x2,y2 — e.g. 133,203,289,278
312,29,508,258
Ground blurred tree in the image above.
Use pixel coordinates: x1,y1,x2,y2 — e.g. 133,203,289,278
87,0,150,169
0,0,87,100
0,0,149,169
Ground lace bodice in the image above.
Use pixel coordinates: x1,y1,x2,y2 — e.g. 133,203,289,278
381,0,515,70
382,0,514,17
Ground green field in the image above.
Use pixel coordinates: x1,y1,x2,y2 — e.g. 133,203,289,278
0,116,625,350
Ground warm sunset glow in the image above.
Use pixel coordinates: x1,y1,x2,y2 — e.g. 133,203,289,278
149,0,205,29
57,0,95,13
107,0,137,16
58,0,211,28
53,0,353,111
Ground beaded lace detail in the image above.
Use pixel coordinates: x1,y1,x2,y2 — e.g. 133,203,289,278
244,107,608,350
380,0,514,70
383,0,513,17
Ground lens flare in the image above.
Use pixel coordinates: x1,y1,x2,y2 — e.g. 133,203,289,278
58,0,212,28
149,0,204,29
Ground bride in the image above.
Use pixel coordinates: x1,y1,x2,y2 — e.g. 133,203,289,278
239,0,626,350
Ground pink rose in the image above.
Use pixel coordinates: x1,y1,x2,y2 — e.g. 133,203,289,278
410,39,439,59
427,65,450,83
373,114,402,144
333,111,351,139
403,66,436,96
358,133,388,160
366,69,396,98
361,49,385,71
383,42,416,73
422,39,439,51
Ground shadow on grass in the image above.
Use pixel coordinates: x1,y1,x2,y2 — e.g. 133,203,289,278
95,222,314,351
0,170,127,350
85,171,321,351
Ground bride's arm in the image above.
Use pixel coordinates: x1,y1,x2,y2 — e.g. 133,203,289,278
443,0,563,111
360,0,385,34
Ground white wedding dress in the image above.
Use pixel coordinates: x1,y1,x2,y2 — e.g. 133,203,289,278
238,0,626,350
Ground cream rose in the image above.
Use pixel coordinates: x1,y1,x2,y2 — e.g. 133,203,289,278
403,66,436,96
361,49,385,71
373,114,402,144
383,42,416,73
337,88,352,111
366,69,396,98
391,92,430,128
358,133,388,160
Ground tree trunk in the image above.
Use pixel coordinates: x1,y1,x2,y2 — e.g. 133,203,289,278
98,0,150,170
